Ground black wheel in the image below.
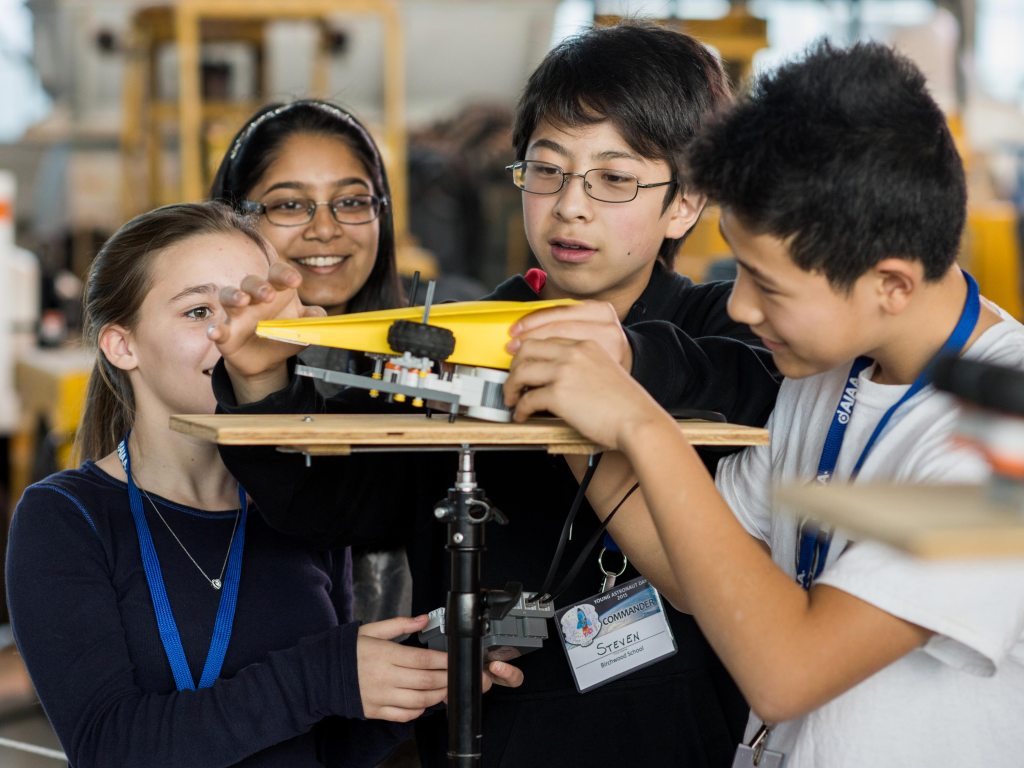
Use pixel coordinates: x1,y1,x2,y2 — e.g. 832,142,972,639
387,320,456,360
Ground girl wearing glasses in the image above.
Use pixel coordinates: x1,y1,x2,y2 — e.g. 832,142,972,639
210,100,409,624
211,99,400,317
6,202,520,768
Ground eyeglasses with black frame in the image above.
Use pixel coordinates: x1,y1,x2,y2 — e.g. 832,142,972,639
240,194,387,227
505,160,676,203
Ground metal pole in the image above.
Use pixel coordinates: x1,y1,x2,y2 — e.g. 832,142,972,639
441,447,485,766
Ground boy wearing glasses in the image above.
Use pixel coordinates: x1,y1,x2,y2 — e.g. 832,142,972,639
211,22,779,767
503,41,1024,768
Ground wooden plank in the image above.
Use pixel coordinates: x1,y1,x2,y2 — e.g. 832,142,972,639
775,483,1024,559
171,413,768,454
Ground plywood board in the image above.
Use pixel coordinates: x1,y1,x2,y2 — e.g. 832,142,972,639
171,413,768,455
775,483,1024,559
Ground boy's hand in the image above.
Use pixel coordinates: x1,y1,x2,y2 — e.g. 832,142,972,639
356,616,448,722
504,337,668,451
506,302,633,371
207,261,325,403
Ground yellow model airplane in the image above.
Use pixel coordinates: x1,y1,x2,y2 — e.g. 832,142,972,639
255,298,580,421
256,298,579,370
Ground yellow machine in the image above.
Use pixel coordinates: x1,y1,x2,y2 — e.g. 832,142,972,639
256,298,579,421
257,298,578,370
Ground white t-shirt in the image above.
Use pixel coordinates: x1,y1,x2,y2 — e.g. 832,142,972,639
716,312,1024,767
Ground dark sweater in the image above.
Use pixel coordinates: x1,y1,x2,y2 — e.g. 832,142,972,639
5,462,408,768
214,265,781,767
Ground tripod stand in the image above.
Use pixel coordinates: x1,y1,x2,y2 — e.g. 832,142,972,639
169,413,768,765
432,446,512,766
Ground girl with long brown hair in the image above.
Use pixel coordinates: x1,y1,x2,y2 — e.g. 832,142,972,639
6,202,519,768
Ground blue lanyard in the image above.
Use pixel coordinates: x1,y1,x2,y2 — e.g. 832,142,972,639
118,438,247,690
795,271,981,589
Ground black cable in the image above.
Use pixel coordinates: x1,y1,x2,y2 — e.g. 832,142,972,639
532,412,720,605
547,481,640,605
534,452,602,602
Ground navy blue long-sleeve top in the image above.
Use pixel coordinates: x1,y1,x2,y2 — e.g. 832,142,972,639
6,462,408,768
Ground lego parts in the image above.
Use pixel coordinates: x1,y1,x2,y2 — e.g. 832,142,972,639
257,298,579,422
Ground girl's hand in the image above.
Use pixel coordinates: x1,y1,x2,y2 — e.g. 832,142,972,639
437,659,525,707
358,615,523,723
356,616,448,722
207,261,325,403
504,337,670,451
483,660,524,691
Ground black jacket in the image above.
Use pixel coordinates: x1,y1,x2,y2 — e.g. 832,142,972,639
214,264,780,768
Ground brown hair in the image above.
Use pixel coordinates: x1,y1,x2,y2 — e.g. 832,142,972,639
74,202,270,462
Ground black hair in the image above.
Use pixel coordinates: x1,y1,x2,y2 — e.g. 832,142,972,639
209,99,402,312
512,21,732,269
688,40,967,290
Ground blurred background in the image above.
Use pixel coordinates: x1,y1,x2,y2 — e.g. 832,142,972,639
0,0,1021,763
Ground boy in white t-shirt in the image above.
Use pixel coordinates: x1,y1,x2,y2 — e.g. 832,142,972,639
503,41,1024,767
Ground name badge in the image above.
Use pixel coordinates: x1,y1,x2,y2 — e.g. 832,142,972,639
555,576,676,693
